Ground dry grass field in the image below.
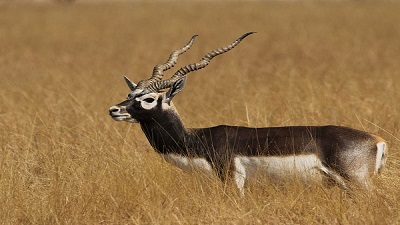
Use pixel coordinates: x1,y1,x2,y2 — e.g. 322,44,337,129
1,1,400,224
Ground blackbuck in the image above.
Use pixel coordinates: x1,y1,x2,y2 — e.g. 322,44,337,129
109,32,387,195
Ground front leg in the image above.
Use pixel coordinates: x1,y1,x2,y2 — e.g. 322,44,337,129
213,157,246,197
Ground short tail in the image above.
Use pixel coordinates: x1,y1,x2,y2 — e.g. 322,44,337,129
375,141,388,175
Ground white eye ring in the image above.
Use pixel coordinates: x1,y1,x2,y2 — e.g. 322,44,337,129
135,93,159,110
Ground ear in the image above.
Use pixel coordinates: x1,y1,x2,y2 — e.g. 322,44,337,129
124,76,137,91
165,77,187,104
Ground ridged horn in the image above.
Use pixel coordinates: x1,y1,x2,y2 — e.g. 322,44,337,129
132,35,198,93
150,35,198,81
154,32,256,90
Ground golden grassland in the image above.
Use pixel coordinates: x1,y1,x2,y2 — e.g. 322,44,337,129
1,1,400,224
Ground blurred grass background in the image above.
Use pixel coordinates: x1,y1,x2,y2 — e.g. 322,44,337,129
1,1,400,224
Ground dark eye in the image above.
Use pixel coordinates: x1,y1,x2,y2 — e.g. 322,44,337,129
143,98,155,103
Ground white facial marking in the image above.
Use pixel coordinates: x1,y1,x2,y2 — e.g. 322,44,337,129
135,93,159,110
109,105,138,123
162,154,213,175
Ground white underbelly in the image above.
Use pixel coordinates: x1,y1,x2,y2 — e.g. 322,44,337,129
163,153,322,180
235,154,323,182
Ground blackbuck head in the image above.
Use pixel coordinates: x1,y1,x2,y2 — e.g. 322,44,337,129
109,32,255,123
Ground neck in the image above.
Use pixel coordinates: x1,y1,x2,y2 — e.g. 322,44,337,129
139,105,190,155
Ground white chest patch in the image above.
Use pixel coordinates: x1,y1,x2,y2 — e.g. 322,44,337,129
162,154,214,175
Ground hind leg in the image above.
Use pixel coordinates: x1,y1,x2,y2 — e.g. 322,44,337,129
233,157,246,196
317,166,349,191
347,164,375,190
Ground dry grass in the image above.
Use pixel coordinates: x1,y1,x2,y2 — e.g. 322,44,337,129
1,1,400,224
